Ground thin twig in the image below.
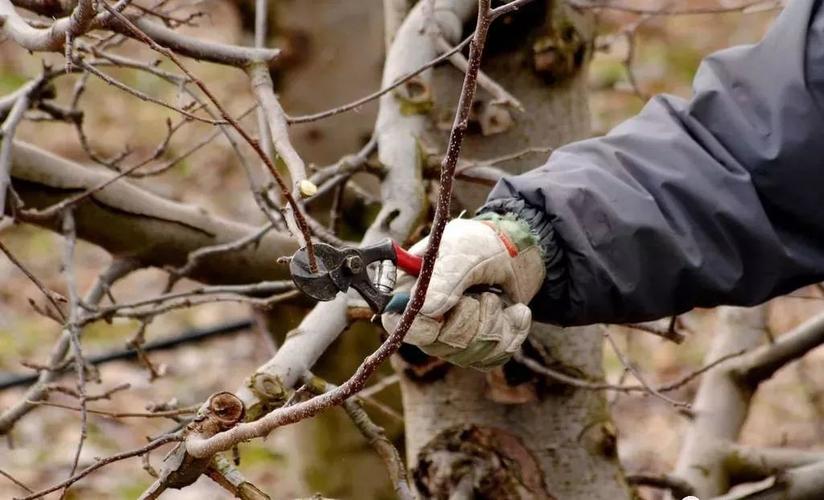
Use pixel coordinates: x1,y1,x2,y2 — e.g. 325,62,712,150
171,222,275,282
61,210,88,488
78,60,223,125
286,33,474,124
515,346,747,394
28,400,198,419
0,85,32,216
100,3,318,272
17,434,182,500
567,0,780,16
621,320,685,344
0,240,67,321
0,468,33,494
303,374,410,498
184,0,497,459
359,374,400,399
604,331,689,408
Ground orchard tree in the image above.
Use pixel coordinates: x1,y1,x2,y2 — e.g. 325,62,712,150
1,0,823,499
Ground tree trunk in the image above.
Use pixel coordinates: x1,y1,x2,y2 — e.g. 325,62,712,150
399,2,631,498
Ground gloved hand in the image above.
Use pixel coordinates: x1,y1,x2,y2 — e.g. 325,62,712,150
381,214,546,370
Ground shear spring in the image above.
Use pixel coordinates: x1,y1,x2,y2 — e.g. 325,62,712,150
374,261,397,295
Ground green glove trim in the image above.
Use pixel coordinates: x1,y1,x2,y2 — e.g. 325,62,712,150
473,212,539,253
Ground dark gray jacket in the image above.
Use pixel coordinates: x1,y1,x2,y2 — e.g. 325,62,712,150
480,0,824,326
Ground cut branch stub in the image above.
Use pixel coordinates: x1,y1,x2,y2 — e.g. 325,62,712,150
395,75,434,116
154,392,246,491
244,372,289,420
196,392,246,436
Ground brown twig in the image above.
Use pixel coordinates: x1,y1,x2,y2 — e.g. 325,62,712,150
17,433,182,500
60,210,88,493
286,33,474,124
0,240,67,321
515,345,747,394
29,400,199,419
626,473,695,499
604,331,689,408
622,320,686,344
567,0,780,16
99,3,318,272
184,0,497,459
0,468,33,494
0,259,138,435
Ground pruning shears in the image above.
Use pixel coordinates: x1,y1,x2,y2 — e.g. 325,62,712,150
289,240,423,313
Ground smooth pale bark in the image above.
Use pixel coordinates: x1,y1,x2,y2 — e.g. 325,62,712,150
673,306,768,497
672,307,824,499
9,141,298,284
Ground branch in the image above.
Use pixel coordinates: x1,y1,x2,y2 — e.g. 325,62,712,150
9,141,298,285
16,433,181,500
711,460,824,500
99,4,316,271
436,35,524,111
625,473,694,499
735,310,824,386
286,33,474,125
306,375,412,500
0,239,66,321
604,330,689,408
515,347,747,394
205,455,270,500
0,80,34,216
725,444,824,484
0,468,33,494
183,0,491,459
120,16,279,68
5,0,280,67
567,0,781,16
673,306,769,497
0,257,137,435
0,0,92,51
621,319,685,344
248,65,306,186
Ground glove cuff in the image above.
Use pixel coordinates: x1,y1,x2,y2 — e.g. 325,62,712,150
476,197,568,315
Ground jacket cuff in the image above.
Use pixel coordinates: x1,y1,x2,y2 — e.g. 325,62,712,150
476,198,568,314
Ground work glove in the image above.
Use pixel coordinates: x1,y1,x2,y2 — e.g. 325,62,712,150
381,214,546,370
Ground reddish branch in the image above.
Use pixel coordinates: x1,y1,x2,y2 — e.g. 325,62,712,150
184,0,498,458
99,3,318,272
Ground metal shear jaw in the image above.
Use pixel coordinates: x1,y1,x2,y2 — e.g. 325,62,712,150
289,240,401,313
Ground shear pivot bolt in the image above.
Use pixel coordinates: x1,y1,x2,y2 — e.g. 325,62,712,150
345,255,363,274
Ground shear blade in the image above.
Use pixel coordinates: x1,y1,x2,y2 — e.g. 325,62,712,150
289,244,342,302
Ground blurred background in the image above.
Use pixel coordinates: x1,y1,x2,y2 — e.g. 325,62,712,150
3,1,823,498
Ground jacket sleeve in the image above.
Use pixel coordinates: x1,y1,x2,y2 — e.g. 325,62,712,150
479,0,824,326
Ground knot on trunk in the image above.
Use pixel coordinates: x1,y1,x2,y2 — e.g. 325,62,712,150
413,424,555,500
532,21,587,83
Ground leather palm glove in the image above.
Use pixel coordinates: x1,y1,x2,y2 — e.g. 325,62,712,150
381,214,546,370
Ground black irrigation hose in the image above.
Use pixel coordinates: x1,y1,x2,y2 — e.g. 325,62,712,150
0,319,253,391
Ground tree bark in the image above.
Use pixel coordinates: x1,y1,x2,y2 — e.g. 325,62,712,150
9,141,298,285
399,2,631,498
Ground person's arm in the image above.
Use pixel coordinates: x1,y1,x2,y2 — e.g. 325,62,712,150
480,0,824,326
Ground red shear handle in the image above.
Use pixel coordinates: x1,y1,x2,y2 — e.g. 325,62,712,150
392,241,423,277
